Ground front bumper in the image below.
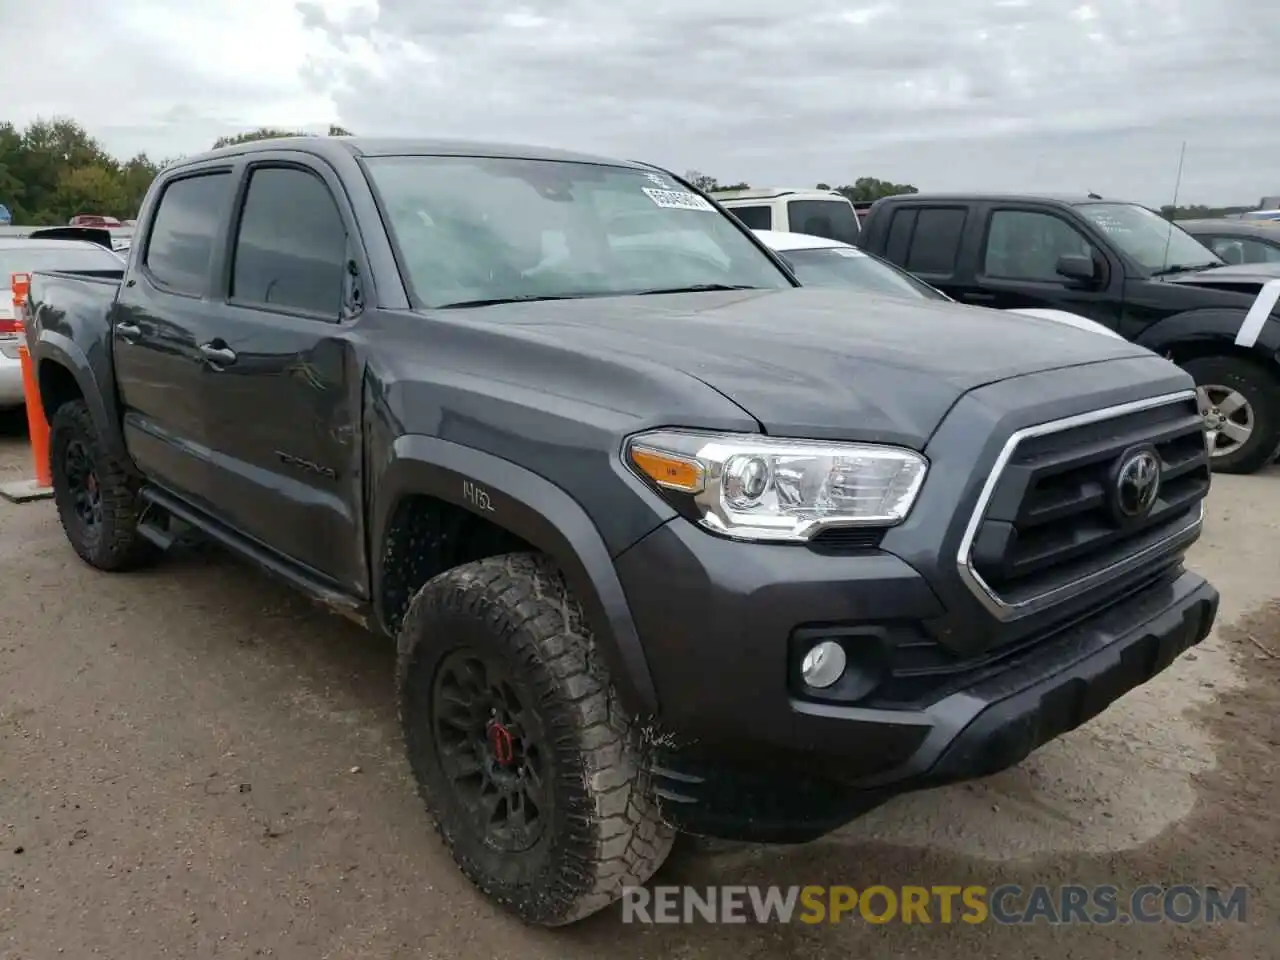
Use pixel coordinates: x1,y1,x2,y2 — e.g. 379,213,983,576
617,517,1217,841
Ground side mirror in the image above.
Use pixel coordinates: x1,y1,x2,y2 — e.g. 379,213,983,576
1056,253,1097,285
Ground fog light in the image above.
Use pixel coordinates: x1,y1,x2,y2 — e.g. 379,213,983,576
801,641,847,689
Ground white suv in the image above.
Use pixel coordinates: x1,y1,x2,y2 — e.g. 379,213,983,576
711,188,861,245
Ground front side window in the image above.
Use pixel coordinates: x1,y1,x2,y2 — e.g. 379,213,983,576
231,167,347,316
145,172,232,295
363,157,792,308
1077,202,1222,274
983,210,1095,281
787,199,860,245
785,246,948,301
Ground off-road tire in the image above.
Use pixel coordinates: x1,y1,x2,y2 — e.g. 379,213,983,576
1182,355,1280,475
49,400,157,571
396,552,675,926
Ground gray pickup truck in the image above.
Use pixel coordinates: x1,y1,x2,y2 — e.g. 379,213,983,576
24,137,1219,926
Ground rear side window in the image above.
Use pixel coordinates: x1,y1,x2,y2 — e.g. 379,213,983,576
230,167,347,316
145,173,232,295
728,205,772,230
904,207,967,274
787,199,860,244
883,209,917,265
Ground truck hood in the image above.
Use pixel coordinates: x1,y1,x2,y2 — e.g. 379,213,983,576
453,287,1155,448
1160,261,1280,287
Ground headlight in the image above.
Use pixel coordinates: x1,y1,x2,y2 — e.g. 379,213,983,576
624,430,928,542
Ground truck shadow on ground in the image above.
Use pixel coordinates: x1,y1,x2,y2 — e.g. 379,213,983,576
128,543,1278,960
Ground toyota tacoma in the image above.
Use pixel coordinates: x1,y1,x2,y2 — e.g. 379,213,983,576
23,138,1219,926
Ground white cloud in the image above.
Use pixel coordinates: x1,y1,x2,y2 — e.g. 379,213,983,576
2,0,1278,205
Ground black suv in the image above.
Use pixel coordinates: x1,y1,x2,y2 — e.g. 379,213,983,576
859,193,1280,473
24,141,1218,926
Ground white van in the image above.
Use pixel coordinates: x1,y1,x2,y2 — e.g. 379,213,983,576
711,188,861,245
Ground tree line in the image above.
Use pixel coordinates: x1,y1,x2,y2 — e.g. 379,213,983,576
0,116,1261,226
0,119,352,225
685,170,920,203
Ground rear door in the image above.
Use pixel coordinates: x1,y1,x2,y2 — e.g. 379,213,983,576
197,157,367,595
874,204,970,296
969,205,1125,329
113,166,236,501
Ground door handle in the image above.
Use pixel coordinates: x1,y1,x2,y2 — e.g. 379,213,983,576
115,322,141,340
199,343,238,367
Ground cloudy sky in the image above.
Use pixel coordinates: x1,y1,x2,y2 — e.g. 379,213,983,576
3,0,1277,206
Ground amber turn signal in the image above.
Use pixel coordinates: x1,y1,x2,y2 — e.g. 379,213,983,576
628,445,705,494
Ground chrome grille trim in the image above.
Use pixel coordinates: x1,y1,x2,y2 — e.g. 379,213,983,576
956,389,1205,622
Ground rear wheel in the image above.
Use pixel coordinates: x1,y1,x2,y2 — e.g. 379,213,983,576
1183,355,1280,474
396,552,674,926
49,400,156,570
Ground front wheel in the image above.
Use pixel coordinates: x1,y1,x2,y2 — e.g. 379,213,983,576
1183,355,1280,474
395,553,675,926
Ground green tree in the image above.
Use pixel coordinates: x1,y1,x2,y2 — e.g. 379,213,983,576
684,170,749,192
213,127,308,149
116,153,162,215
49,164,129,222
8,117,114,222
213,124,356,149
832,177,918,202
1160,203,1255,221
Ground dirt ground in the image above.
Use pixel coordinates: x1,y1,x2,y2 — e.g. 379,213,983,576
0,409,1277,959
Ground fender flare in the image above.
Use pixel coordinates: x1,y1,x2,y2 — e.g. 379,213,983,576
1135,303,1280,364
32,331,130,464
372,434,659,717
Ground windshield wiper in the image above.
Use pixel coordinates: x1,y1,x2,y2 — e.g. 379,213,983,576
1150,262,1222,277
436,294,584,308
632,283,764,296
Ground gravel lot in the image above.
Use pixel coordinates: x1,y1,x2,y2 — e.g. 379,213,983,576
1,409,1276,959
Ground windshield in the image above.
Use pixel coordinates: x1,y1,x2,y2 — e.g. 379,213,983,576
0,244,122,279
1077,202,1222,273
785,246,948,300
363,156,793,307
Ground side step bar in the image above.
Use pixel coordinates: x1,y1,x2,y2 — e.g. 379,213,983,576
138,486,370,628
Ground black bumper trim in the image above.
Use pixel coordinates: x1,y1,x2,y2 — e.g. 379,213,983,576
652,572,1219,843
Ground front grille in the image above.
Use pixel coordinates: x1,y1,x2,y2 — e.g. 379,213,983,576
959,392,1209,618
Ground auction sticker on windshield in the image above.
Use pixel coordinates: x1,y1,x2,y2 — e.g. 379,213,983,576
643,187,715,212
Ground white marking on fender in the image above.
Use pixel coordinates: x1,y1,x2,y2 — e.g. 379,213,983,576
1233,278,1280,347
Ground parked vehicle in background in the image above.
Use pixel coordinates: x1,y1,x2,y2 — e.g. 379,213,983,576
756,229,1124,340
1177,218,1280,265
0,237,124,408
69,214,124,228
24,137,1219,926
858,193,1280,473
1239,209,1280,222
712,187,861,244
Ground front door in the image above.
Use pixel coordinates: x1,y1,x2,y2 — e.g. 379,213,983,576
197,160,366,595
969,207,1125,331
